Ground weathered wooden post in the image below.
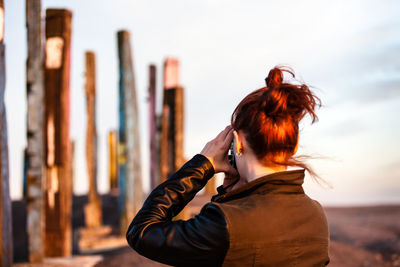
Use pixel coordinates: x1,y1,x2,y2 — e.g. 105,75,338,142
25,0,45,262
0,1,13,265
108,131,118,193
148,65,160,189
160,58,185,181
84,51,102,228
117,30,143,233
44,8,73,257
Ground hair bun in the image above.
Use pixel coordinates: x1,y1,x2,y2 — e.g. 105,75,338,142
260,66,320,123
265,67,283,89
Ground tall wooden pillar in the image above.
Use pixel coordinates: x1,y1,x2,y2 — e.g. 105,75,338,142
0,1,13,265
148,65,160,189
117,30,143,233
84,51,101,228
108,131,118,193
26,0,45,262
44,9,72,257
160,58,184,181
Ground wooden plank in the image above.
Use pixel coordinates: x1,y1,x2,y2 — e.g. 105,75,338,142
148,65,160,189
44,8,72,257
160,104,169,182
117,30,143,233
160,58,185,181
0,0,13,264
25,0,45,262
84,51,101,228
173,86,184,171
108,131,118,193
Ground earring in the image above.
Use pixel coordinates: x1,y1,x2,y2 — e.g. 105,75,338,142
235,148,243,157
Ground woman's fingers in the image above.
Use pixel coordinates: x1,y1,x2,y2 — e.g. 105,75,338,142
221,125,232,139
215,125,232,142
214,126,229,141
200,126,236,173
216,126,234,152
222,128,234,149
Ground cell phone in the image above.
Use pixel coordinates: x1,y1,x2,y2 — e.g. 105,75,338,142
228,141,237,170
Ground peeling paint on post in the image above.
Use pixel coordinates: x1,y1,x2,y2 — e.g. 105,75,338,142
117,30,143,234
160,58,185,181
44,9,72,257
84,51,102,228
26,0,45,262
0,1,13,265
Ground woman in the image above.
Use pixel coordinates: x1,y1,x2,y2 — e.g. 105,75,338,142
126,66,330,266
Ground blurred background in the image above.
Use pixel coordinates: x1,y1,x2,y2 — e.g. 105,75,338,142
6,0,400,205
3,0,400,266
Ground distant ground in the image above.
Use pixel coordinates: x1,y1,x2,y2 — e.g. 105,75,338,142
12,195,400,266
325,206,400,267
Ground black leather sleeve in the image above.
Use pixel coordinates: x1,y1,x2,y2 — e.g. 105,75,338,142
126,154,229,266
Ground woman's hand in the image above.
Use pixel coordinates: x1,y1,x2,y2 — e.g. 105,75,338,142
200,126,238,176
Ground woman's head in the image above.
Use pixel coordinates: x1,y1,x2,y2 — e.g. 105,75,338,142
231,66,320,172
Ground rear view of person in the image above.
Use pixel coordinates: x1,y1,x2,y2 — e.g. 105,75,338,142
126,66,330,266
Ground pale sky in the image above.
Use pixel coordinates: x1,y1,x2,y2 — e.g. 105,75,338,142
5,0,400,205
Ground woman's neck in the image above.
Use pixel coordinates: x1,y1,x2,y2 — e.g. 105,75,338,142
243,161,286,183
237,150,287,183
231,162,286,191
233,131,287,187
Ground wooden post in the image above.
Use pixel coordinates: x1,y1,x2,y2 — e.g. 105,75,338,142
117,30,143,233
108,131,118,193
25,0,45,262
155,113,162,183
70,140,75,192
160,58,185,181
148,65,160,189
23,148,28,198
0,1,13,265
44,8,72,257
84,51,102,228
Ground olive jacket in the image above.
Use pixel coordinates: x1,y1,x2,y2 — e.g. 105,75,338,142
126,154,330,266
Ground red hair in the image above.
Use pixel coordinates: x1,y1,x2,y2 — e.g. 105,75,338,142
231,66,320,174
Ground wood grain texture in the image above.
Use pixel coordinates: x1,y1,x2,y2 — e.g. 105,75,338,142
84,51,101,228
148,65,160,190
0,40,13,267
44,8,72,257
160,59,185,181
0,1,13,264
25,0,45,262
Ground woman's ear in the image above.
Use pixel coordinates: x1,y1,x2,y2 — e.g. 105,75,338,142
233,130,242,155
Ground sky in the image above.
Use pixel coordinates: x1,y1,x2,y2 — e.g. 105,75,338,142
4,0,400,205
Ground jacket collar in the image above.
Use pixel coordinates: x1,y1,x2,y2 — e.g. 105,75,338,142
212,169,305,203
